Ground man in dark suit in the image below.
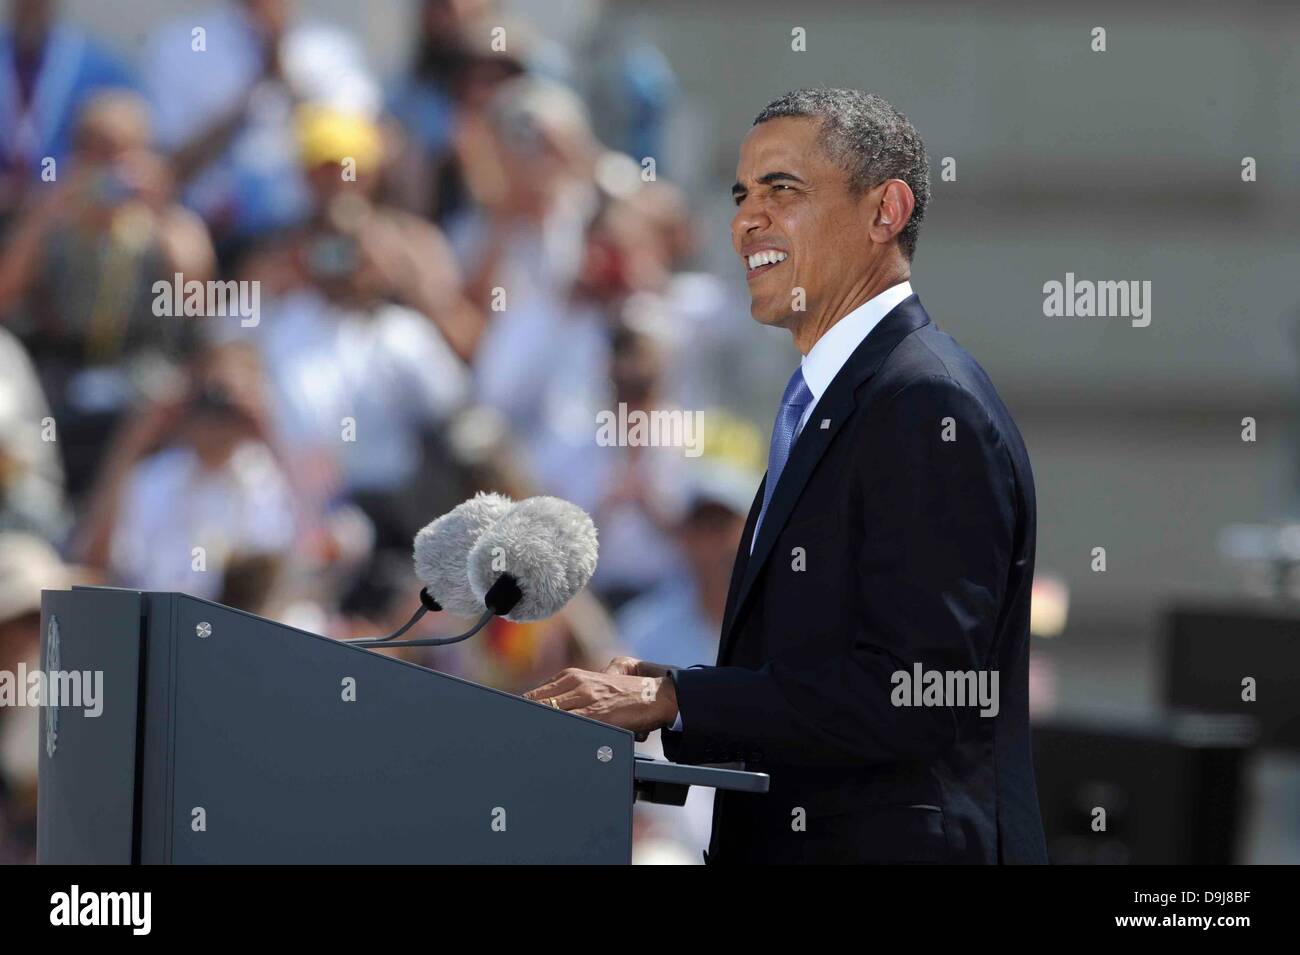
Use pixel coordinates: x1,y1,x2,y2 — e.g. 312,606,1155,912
525,89,1048,864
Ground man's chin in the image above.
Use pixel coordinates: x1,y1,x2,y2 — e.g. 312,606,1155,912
748,300,792,329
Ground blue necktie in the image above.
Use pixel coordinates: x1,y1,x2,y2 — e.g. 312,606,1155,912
752,366,813,551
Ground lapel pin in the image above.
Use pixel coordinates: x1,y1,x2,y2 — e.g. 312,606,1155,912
820,418,831,429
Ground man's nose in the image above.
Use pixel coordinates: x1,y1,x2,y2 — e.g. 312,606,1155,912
732,200,770,243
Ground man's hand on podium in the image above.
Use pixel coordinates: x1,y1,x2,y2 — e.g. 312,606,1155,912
603,656,671,680
522,657,678,739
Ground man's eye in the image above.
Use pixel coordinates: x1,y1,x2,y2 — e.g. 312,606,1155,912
772,184,793,192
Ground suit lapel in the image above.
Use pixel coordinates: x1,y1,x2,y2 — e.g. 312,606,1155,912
717,295,932,662
716,481,764,654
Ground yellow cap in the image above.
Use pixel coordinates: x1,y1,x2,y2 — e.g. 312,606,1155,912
295,104,383,175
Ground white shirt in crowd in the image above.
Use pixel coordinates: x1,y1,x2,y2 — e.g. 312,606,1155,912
257,290,469,494
110,442,296,599
143,3,378,233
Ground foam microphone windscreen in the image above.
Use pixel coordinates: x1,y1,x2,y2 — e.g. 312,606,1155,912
466,496,599,621
412,492,514,617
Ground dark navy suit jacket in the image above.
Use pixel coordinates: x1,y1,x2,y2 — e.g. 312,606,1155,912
662,294,1049,864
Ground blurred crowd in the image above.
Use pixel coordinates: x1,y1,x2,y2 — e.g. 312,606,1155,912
0,0,771,864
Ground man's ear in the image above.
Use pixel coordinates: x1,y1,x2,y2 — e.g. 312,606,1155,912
866,179,915,247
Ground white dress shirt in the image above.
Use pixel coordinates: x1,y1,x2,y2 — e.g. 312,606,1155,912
669,280,915,731
794,280,915,435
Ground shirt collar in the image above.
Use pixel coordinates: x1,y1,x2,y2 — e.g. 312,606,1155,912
800,280,913,404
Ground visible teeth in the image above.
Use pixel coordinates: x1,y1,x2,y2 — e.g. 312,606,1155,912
747,250,788,269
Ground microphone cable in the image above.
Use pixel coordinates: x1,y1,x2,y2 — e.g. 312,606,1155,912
345,576,523,649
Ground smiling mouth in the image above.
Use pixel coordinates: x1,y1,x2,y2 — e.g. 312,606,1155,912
745,249,789,280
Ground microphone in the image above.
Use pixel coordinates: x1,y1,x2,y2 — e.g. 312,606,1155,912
348,494,598,649
467,496,599,622
412,492,515,617
346,492,513,647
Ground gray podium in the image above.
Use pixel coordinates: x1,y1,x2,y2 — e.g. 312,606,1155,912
37,586,767,864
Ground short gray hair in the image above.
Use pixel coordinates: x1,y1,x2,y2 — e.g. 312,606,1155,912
753,89,930,261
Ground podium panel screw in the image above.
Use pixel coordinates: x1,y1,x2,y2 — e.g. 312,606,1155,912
597,746,613,762
196,621,212,639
